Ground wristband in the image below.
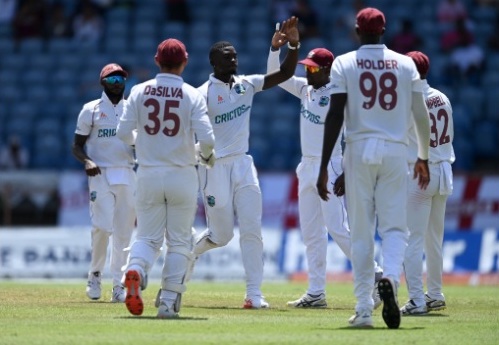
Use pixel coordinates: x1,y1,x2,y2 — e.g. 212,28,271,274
270,46,279,52
287,42,301,50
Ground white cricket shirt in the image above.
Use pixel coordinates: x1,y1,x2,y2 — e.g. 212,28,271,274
118,73,214,167
330,44,423,145
408,80,455,164
267,49,342,159
197,74,265,158
75,92,134,168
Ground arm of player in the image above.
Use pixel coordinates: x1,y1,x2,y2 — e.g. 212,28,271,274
266,25,288,80
192,92,216,168
411,91,431,190
72,134,101,176
117,88,139,146
263,16,300,90
116,118,136,146
317,93,346,201
267,32,303,97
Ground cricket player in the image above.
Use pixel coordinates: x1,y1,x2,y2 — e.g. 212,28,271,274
191,17,300,309
266,42,383,308
72,63,136,303
401,51,454,315
117,38,215,318
317,8,431,329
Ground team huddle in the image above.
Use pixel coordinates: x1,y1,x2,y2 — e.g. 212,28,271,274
72,7,454,329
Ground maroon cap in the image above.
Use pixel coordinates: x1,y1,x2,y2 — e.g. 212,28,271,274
406,51,430,76
298,48,334,68
155,38,188,66
356,7,385,35
100,63,128,79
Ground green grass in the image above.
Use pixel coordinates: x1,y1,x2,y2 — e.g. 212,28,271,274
1,280,498,345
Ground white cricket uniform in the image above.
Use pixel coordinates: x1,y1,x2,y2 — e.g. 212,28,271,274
117,73,215,301
75,91,136,286
404,80,454,306
267,49,351,296
330,44,422,312
195,73,265,299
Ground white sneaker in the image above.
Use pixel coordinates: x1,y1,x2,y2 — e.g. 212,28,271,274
425,293,446,311
243,296,270,309
86,271,101,300
287,293,327,308
348,310,373,328
111,285,126,303
157,302,179,319
401,299,428,315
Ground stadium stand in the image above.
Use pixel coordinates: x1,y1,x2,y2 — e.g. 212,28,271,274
0,0,497,172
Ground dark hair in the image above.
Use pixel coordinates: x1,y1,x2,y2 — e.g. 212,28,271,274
209,41,233,62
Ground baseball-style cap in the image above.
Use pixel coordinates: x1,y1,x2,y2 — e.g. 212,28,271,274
155,38,188,66
100,63,128,79
356,7,385,35
406,51,430,76
298,48,334,68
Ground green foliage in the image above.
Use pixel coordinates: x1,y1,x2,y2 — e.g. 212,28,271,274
0,280,498,345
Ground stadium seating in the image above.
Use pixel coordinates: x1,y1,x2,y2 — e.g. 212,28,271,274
0,0,496,172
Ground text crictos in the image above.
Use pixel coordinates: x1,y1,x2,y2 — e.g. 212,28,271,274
300,106,323,124
214,104,250,124
97,128,116,137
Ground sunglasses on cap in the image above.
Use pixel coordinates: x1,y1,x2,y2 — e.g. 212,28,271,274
304,65,325,74
102,75,126,84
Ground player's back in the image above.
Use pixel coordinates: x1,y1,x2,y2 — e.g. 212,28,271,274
408,82,455,164
128,74,203,167
333,45,421,145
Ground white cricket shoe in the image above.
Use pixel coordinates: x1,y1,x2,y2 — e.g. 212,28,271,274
157,302,179,319
243,296,270,309
86,271,101,300
111,285,126,303
425,294,447,311
400,299,428,315
287,293,327,308
348,310,374,328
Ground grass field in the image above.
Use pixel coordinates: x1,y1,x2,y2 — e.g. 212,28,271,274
1,279,498,345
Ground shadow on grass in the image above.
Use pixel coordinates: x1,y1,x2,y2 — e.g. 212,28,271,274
403,313,449,318
118,316,208,321
327,326,427,331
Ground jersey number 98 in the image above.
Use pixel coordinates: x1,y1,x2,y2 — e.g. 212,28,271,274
143,98,180,137
359,71,398,110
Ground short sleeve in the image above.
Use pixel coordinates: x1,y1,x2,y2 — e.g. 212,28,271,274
330,58,347,94
75,106,92,135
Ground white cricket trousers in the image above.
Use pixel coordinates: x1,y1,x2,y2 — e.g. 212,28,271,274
404,163,448,305
196,154,264,298
127,166,198,294
297,156,351,296
88,169,136,286
344,139,409,313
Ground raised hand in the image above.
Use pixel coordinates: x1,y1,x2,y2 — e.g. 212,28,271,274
280,16,300,46
271,22,288,50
